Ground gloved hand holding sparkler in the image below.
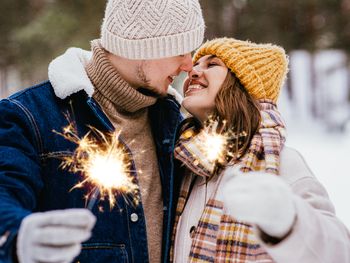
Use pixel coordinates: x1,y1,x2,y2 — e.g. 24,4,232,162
17,209,96,263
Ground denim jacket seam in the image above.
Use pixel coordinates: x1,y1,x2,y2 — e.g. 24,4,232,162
81,243,126,249
124,204,135,263
8,99,44,154
87,99,114,131
40,150,73,159
8,81,49,100
163,120,180,263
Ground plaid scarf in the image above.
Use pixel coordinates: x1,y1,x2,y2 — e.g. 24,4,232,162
174,99,286,176
170,100,286,262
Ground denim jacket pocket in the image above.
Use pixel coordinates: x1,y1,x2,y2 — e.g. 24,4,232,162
74,243,128,263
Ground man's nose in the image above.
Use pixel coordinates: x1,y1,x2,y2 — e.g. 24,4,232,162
180,53,193,72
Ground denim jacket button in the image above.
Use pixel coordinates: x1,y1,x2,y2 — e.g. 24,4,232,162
130,213,139,222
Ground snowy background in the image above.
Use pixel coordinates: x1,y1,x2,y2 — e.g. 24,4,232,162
279,50,350,229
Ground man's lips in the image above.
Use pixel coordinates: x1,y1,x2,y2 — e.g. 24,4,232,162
168,75,176,84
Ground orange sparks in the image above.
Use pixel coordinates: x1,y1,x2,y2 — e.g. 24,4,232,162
55,119,139,210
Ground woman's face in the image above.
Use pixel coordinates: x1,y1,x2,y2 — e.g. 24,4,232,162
182,55,228,122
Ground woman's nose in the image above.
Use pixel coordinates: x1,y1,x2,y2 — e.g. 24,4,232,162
189,66,203,79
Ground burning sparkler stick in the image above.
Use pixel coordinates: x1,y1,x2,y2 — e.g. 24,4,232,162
86,187,100,210
55,116,139,210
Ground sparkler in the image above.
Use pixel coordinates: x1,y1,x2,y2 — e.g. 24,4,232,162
55,115,139,210
200,119,229,164
189,117,247,175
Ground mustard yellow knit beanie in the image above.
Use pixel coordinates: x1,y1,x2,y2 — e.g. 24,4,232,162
193,38,289,103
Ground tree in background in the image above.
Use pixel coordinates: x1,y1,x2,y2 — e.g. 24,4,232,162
201,0,350,118
0,0,33,95
1,0,105,85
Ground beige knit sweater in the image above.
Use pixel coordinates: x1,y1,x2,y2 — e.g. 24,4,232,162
86,40,163,263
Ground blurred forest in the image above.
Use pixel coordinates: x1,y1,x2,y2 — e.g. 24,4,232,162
0,0,350,128
1,0,349,81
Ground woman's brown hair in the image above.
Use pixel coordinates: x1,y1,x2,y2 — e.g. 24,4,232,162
212,70,261,161
177,67,261,169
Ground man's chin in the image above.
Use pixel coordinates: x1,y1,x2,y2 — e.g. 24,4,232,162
138,87,167,98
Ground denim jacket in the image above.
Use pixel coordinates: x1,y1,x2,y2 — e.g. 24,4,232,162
0,48,183,263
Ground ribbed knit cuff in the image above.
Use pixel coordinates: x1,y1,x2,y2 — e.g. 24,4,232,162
101,26,205,60
86,40,157,112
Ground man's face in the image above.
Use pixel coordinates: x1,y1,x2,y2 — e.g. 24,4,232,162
137,53,193,97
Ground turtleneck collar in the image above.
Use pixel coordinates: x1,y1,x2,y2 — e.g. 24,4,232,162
86,39,157,113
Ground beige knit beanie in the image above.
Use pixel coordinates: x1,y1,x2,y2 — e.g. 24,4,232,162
101,0,205,60
193,38,289,103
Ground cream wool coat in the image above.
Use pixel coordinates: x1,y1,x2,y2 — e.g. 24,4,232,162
173,147,350,262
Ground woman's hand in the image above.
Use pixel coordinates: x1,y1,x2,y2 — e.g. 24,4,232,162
217,167,296,239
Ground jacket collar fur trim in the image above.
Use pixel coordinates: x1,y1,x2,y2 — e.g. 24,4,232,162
48,47,183,104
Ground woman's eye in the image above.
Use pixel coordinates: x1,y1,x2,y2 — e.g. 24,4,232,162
208,63,217,67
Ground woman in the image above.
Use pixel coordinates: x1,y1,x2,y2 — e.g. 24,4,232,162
171,38,350,262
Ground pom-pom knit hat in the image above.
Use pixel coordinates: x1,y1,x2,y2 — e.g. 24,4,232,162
101,0,205,60
193,38,289,103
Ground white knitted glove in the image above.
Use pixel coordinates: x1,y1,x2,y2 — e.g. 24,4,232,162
17,209,96,263
217,167,296,239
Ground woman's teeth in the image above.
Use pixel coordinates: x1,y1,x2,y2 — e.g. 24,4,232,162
185,84,204,95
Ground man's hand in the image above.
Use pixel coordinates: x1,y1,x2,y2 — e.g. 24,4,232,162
17,209,96,263
217,167,296,239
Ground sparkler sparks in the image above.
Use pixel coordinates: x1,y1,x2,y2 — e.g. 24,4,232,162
55,116,139,210
186,117,247,175
199,120,229,165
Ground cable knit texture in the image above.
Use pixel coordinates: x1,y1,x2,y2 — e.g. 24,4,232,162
86,40,163,263
87,40,157,112
101,0,205,59
193,38,289,103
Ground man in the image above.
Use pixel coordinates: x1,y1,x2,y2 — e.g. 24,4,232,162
0,0,205,262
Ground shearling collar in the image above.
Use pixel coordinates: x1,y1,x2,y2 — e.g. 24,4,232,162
48,47,94,99
48,47,183,104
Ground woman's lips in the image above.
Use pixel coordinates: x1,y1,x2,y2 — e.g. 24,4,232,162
183,79,207,96
184,84,205,96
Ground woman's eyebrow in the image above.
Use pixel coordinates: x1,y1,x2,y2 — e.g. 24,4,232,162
207,55,216,61
207,55,224,64
195,55,217,65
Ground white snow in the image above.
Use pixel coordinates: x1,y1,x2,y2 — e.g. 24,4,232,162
279,50,350,229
